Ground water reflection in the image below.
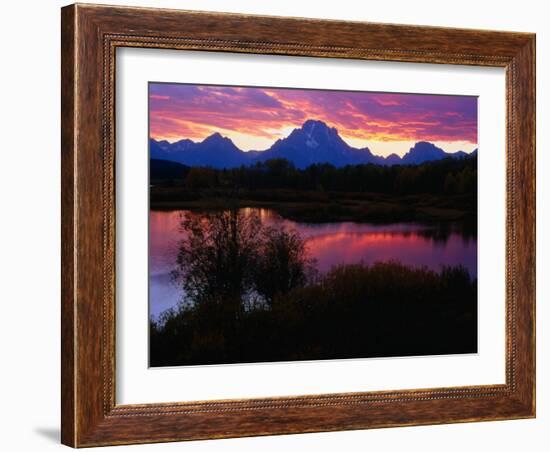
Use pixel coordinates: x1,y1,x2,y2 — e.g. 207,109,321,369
149,208,477,318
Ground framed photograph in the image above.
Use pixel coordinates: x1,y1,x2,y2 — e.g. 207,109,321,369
61,3,536,447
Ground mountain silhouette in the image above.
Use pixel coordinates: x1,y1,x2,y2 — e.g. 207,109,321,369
150,119,475,169
256,119,381,168
150,132,247,168
401,141,451,165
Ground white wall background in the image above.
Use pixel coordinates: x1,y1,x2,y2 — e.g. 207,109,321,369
0,1,546,450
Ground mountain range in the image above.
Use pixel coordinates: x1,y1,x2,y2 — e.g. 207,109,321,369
150,119,476,169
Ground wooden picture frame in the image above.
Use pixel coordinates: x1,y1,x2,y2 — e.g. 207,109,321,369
61,3,535,447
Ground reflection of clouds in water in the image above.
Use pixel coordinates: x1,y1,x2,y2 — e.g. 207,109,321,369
304,230,476,274
149,273,181,318
149,208,477,318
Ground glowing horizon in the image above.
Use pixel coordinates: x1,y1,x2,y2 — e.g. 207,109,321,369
149,83,478,157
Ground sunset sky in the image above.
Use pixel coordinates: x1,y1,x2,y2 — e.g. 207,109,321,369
149,83,478,157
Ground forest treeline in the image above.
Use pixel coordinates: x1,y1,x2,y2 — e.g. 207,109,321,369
151,155,477,196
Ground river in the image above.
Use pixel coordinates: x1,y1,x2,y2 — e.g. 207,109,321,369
149,208,477,318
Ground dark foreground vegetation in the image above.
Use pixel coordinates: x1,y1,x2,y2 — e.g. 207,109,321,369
150,261,477,366
149,209,477,367
150,156,477,223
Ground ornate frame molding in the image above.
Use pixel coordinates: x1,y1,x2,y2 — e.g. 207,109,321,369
62,4,535,447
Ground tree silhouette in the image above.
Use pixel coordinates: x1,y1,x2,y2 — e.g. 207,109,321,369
172,208,316,311
253,226,316,305
172,209,262,310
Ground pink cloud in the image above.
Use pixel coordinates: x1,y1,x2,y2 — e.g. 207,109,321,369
149,83,477,148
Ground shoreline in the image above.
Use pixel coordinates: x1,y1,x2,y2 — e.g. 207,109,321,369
150,189,476,225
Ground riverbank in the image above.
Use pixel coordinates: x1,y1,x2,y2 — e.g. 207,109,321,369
150,187,476,224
